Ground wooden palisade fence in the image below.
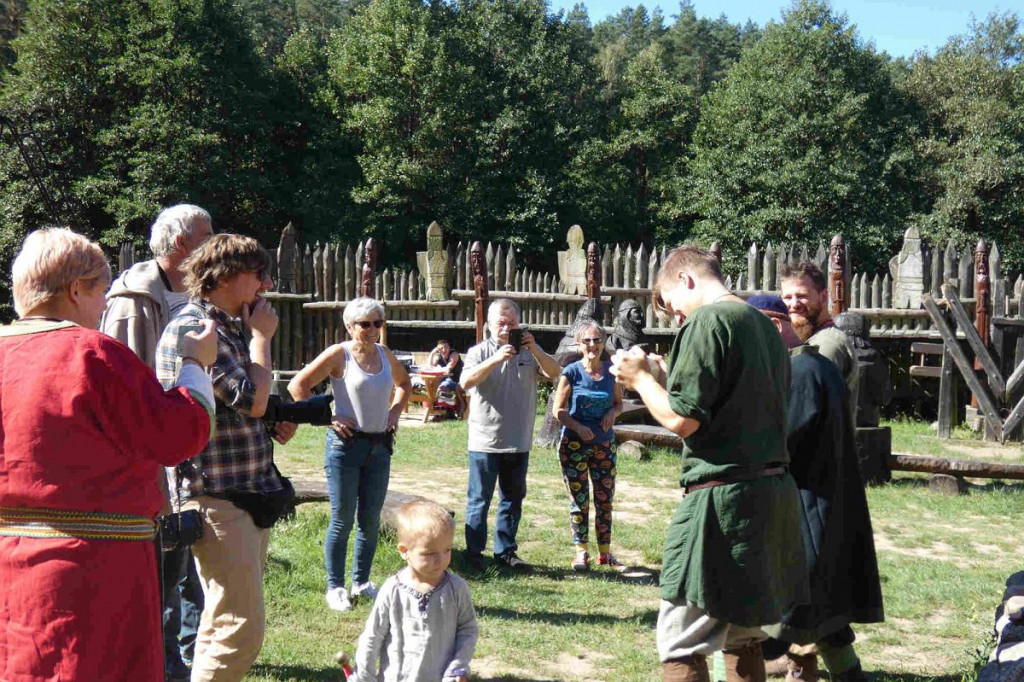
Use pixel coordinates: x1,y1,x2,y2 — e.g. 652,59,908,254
117,222,1023,377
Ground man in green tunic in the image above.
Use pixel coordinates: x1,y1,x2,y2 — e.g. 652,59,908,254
611,247,808,682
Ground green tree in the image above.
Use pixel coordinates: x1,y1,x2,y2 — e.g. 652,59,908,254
234,0,362,58
661,1,759,99
0,0,295,288
0,0,27,71
328,0,598,263
592,4,666,97
900,12,1024,274
680,0,919,273
566,42,693,246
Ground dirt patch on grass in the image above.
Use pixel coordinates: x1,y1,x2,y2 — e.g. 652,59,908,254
943,440,1024,461
873,531,960,562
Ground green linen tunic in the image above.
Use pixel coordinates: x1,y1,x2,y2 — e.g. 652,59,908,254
659,301,809,626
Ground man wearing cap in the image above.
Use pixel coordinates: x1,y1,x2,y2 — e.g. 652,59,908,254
612,247,807,682
748,295,883,682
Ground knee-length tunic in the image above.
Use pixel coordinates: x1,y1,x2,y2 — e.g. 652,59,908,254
0,320,212,681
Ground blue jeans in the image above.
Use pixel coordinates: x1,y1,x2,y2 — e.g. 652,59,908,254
324,430,393,589
464,450,529,558
162,545,204,670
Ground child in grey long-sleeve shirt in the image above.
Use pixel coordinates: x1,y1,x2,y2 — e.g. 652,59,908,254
354,500,478,682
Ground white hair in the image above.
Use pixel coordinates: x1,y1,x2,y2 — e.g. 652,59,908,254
149,204,212,257
343,297,386,326
487,298,520,323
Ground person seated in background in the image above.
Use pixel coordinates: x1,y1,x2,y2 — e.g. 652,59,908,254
428,339,463,415
0,227,216,682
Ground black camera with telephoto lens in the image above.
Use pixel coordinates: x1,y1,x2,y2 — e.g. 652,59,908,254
262,393,334,427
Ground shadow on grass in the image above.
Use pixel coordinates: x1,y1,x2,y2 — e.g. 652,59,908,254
248,663,338,681
867,673,964,682
476,603,658,628
455,554,659,586
888,475,1024,494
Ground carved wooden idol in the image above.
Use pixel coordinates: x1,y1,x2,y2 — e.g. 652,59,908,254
557,225,587,295
415,221,450,302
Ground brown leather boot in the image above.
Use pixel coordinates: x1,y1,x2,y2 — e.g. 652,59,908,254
723,644,767,682
663,655,711,682
785,652,818,682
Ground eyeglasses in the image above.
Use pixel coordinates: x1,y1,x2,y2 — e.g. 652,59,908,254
355,319,385,329
580,337,604,345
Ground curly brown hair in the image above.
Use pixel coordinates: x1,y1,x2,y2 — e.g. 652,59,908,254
182,233,270,299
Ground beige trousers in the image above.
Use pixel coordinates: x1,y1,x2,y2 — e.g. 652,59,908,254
184,495,271,682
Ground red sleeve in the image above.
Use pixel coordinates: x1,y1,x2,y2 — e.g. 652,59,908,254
89,337,212,467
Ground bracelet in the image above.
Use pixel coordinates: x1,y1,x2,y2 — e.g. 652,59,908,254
180,356,206,368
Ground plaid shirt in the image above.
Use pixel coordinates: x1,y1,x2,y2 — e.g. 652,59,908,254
156,299,281,497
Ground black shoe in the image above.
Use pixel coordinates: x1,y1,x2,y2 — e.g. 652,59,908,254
496,552,533,573
464,553,487,574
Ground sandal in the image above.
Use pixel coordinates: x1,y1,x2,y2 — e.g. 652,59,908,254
571,549,590,572
598,552,627,572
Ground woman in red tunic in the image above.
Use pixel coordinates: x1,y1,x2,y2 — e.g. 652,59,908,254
0,228,217,681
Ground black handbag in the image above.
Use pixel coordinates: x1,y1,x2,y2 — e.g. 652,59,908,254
218,466,296,529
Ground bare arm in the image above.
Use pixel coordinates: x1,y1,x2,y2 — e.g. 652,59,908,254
522,331,561,381
632,373,700,439
460,345,514,390
288,345,345,400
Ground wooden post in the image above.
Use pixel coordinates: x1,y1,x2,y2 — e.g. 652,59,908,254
587,241,602,325
829,234,847,316
709,241,722,267
972,239,991,412
471,242,489,344
361,238,383,344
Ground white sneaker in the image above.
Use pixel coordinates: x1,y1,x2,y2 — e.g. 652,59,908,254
325,587,351,612
351,581,378,601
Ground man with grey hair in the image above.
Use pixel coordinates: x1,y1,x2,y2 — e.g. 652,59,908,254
102,204,214,366
101,203,212,682
460,298,560,573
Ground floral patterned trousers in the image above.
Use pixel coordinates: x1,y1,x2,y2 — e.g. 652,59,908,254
558,435,617,548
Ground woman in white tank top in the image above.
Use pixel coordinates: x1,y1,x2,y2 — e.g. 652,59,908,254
288,297,411,612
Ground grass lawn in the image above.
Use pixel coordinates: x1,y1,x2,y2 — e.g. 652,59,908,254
244,417,1024,682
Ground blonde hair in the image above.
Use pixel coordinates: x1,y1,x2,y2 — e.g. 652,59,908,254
395,499,454,546
12,227,110,316
182,233,270,299
652,246,723,317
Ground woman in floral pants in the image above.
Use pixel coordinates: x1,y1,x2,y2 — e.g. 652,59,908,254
552,322,625,572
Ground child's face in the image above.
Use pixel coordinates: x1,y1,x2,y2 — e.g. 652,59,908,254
399,529,453,584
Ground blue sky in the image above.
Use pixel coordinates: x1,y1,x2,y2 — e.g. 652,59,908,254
548,0,1024,57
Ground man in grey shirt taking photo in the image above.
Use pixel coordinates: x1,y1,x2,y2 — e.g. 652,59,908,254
460,298,560,573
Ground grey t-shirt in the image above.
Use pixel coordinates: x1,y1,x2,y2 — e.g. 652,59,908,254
464,338,541,453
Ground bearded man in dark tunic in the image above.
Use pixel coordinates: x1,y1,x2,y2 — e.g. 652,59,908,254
748,295,883,682
611,247,807,682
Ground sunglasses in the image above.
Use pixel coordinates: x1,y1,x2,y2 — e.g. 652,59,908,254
580,337,604,345
354,319,385,329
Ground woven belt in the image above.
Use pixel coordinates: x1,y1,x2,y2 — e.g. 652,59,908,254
682,466,787,496
0,505,157,541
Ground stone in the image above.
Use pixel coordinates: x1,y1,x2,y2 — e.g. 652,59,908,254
977,659,1024,682
557,224,588,296
892,225,925,309
617,440,649,461
928,473,967,495
415,221,450,302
